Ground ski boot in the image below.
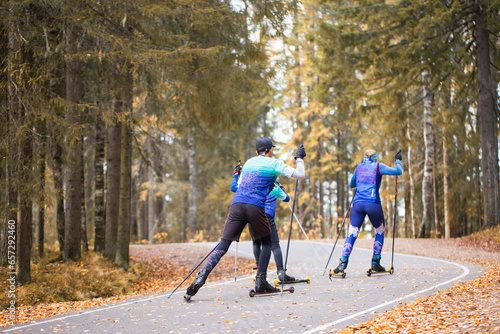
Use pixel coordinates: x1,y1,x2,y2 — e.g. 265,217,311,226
277,269,296,283
366,254,393,276
273,269,310,286
254,271,279,293
184,268,210,301
371,254,385,272
329,256,348,279
249,271,286,297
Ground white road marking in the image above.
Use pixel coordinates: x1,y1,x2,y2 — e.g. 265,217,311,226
307,250,470,333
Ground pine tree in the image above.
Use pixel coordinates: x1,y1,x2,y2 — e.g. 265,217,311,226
64,15,84,261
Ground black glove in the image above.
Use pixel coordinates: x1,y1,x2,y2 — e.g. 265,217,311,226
294,144,306,160
395,150,402,161
233,161,242,175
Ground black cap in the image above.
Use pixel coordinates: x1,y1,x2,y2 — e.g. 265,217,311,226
256,137,276,152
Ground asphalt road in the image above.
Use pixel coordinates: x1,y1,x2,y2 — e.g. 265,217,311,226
4,240,483,333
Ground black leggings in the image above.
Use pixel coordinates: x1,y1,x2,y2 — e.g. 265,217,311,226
253,214,283,270
204,236,273,273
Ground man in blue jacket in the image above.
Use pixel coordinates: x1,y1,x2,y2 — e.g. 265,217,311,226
333,149,403,274
185,138,306,299
231,168,296,283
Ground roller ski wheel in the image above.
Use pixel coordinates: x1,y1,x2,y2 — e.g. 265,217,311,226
184,294,192,302
273,277,311,286
329,268,346,279
366,267,394,277
249,286,294,297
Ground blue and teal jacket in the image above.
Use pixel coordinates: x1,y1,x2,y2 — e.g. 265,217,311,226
230,155,293,210
350,157,403,204
231,175,290,217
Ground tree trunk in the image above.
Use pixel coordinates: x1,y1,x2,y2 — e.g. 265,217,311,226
335,129,346,237
318,139,325,237
336,170,345,237
84,130,94,252
115,60,133,269
182,152,189,242
8,0,32,282
81,145,88,253
138,162,148,241
37,152,45,257
420,75,435,238
404,177,411,238
17,82,33,283
433,165,440,238
327,183,333,238
130,172,138,242
0,10,9,267
105,64,122,259
6,1,20,266
48,63,65,255
146,137,154,243
406,118,416,238
94,74,106,251
17,133,32,283
187,128,198,239
443,138,451,239
475,2,499,229
53,136,65,254
36,118,47,258
155,173,166,234
64,21,83,261
116,120,132,268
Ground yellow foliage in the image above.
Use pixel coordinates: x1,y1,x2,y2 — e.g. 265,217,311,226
0,252,145,308
189,230,207,243
153,232,169,244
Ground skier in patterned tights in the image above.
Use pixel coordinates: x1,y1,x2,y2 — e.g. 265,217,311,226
185,138,306,299
333,149,403,274
230,167,296,283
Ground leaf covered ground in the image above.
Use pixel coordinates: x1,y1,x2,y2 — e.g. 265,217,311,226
0,244,258,327
335,226,500,333
1,227,499,331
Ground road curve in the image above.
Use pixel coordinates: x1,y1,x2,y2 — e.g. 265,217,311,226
4,240,483,333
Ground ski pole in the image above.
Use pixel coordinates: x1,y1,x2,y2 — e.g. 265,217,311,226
234,241,238,282
282,178,299,294
390,153,400,271
286,202,322,265
167,242,220,298
322,191,356,276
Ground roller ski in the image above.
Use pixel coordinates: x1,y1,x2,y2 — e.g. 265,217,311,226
272,269,308,285
366,267,394,276
250,286,294,297
366,254,394,276
329,256,348,279
273,277,310,286
249,271,289,297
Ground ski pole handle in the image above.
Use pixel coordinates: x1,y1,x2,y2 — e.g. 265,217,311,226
395,149,402,161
